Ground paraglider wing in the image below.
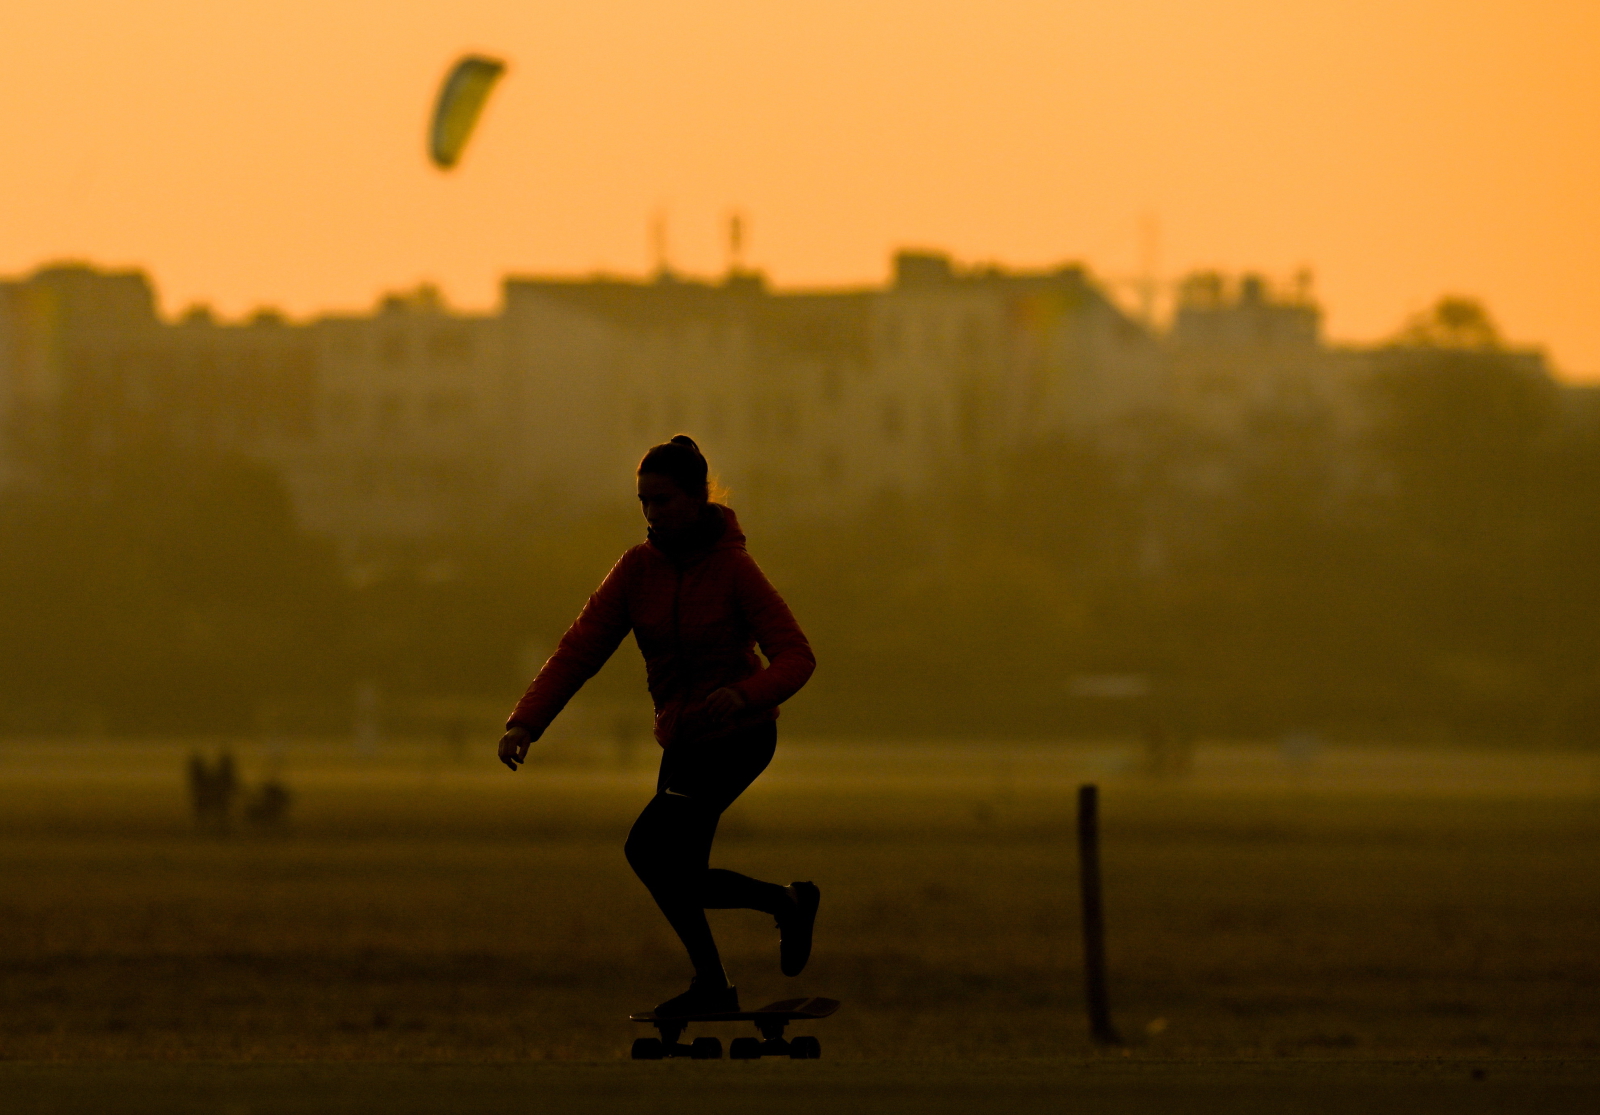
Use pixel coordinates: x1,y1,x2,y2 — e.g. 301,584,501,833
429,55,506,170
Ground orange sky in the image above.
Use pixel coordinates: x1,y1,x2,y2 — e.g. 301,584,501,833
5,1,1597,378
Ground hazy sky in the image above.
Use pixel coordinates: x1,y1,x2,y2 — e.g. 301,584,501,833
5,1,1597,378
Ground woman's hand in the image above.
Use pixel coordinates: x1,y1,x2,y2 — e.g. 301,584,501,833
498,725,536,771
703,686,748,723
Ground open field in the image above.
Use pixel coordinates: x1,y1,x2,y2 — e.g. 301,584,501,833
0,736,1597,1107
6,1059,1600,1115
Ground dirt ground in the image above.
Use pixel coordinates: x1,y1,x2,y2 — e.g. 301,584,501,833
0,737,1596,1107
6,1059,1600,1115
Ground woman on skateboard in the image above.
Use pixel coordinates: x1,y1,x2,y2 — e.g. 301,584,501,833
498,436,820,1016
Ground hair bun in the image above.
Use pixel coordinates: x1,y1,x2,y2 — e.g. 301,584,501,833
639,435,714,502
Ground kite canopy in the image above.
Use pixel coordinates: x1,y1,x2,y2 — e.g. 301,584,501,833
429,55,506,170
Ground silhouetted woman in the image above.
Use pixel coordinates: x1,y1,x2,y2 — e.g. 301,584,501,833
498,436,819,1016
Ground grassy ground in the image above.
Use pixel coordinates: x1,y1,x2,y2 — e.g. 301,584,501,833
0,737,1596,1085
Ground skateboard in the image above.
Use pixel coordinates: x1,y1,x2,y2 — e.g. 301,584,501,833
629,996,840,1060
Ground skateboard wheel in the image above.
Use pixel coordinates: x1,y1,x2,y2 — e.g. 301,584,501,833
729,1037,762,1060
631,1037,665,1060
690,1036,723,1060
789,1035,821,1060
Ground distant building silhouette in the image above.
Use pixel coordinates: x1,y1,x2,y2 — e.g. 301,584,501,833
0,253,1559,564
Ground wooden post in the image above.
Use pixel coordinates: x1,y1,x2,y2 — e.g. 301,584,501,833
1077,783,1122,1045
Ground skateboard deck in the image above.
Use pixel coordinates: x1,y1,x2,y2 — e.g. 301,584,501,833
629,997,839,1060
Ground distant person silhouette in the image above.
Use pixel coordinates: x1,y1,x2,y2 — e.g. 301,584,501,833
499,436,819,1016
186,749,238,832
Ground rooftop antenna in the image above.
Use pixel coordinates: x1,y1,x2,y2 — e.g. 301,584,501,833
1136,212,1161,328
727,210,747,274
650,208,671,278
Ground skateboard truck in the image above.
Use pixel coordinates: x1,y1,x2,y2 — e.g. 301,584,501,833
638,1018,707,1059
746,1013,802,1058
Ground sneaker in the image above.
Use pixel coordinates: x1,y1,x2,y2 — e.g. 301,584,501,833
653,978,739,1017
778,881,820,977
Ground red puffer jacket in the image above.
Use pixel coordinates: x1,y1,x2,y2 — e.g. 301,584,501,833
507,505,814,748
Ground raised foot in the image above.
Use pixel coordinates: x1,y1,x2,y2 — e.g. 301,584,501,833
779,882,821,977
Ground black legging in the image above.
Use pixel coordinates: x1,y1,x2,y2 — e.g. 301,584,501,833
624,721,791,982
